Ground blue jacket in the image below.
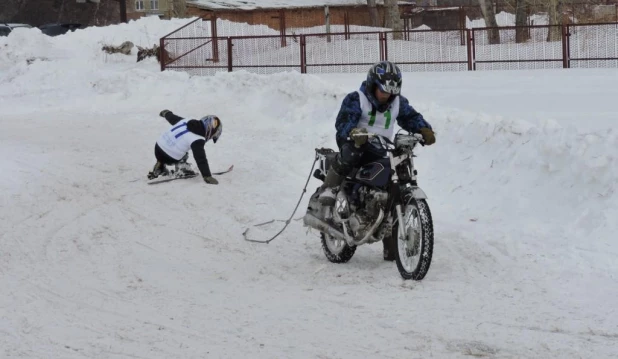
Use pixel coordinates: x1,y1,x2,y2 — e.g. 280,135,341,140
335,81,432,144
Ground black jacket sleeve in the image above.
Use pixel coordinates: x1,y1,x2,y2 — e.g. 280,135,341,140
186,119,206,137
164,112,185,126
190,139,212,177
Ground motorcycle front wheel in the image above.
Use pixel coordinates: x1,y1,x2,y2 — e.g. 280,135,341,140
392,194,434,280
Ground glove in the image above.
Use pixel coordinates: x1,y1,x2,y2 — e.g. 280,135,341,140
159,109,171,118
349,127,368,148
419,127,435,145
203,176,219,185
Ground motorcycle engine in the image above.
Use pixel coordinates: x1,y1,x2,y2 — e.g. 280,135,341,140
346,186,388,239
360,187,388,218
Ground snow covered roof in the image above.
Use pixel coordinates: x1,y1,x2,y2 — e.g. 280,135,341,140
187,0,414,11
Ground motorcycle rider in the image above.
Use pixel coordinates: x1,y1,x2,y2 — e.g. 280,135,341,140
318,61,436,260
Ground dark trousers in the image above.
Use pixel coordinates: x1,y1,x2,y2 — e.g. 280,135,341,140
154,144,178,165
333,139,386,176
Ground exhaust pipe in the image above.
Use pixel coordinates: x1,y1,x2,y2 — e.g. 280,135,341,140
303,213,348,242
304,209,385,247
353,208,384,246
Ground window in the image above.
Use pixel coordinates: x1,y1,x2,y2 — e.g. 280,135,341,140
135,0,144,10
150,0,159,10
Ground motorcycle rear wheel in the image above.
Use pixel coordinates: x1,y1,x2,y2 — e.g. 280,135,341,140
321,232,356,263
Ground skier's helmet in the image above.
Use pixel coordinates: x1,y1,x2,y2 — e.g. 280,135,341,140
366,61,402,95
201,115,222,143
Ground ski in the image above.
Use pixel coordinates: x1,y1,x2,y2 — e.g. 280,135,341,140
146,165,233,185
213,165,234,175
147,174,198,185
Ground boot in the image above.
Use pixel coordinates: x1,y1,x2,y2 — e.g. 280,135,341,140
383,237,396,261
318,169,345,206
175,162,195,176
175,153,196,176
148,161,170,179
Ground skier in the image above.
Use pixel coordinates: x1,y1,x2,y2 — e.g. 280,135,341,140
147,109,222,185
318,61,436,260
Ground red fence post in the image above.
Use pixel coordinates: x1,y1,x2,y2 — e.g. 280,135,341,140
383,32,389,61
300,35,307,74
227,37,233,72
561,24,568,68
378,32,385,61
566,24,571,69
459,6,466,46
159,37,165,72
561,24,573,69
466,29,473,71
211,15,219,63
280,9,287,47
470,28,477,70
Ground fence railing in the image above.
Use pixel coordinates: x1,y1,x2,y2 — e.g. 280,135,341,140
158,16,217,72
160,21,618,75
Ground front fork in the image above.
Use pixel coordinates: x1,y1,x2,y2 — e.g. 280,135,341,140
395,204,406,241
388,152,409,241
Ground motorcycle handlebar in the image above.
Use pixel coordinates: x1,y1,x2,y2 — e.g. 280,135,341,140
351,131,425,146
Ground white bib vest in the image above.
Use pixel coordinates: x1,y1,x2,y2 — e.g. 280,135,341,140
157,120,205,160
356,91,400,140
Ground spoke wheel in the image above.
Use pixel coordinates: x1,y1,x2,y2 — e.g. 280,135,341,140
393,196,434,280
321,232,356,263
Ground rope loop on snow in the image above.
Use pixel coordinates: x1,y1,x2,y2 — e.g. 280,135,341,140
243,153,319,244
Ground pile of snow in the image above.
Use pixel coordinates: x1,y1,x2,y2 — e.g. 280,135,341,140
1,17,616,359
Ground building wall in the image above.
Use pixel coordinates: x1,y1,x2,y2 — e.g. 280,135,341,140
127,0,170,20
186,5,416,31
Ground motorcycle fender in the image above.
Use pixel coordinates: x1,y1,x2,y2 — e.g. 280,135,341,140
409,186,427,199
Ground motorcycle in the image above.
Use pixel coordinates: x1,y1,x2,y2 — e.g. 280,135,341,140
303,131,434,280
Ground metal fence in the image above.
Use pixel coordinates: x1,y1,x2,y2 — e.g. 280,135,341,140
471,25,566,70
158,16,217,72
160,20,618,75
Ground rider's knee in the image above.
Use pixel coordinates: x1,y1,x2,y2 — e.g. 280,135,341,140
333,142,364,175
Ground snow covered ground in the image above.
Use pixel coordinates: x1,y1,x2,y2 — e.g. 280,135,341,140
1,18,617,359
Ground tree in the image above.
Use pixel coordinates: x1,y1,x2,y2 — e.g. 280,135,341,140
384,0,402,39
2,0,119,26
366,0,378,27
515,0,529,43
478,0,500,44
0,0,27,22
546,0,562,42
171,0,187,18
